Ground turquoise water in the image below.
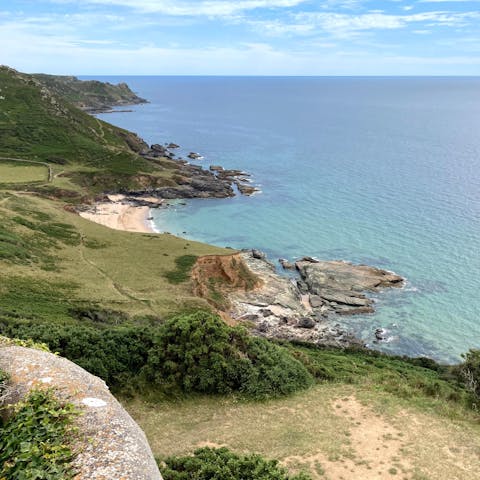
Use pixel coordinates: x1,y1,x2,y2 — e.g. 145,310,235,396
94,76,480,363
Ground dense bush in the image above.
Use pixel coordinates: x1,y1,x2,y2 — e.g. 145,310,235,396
0,390,77,479
143,311,314,398
0,313,313,399
160,447,311,480
0,318,154,387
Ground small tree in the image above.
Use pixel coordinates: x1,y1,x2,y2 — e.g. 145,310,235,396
458,349,480,398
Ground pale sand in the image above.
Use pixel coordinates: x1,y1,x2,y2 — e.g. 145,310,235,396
80,202,154,233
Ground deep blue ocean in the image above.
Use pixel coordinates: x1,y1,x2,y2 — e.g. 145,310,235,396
90,76,480,363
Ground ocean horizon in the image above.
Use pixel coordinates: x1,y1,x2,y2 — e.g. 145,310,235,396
90,75,480,363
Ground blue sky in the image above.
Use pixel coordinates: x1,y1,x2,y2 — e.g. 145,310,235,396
1,0,479,75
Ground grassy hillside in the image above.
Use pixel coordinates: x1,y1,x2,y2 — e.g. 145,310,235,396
0,192,229,322
32,73,147,112
0,66,188,197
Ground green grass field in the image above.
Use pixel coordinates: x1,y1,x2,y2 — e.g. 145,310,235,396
0,161,49,184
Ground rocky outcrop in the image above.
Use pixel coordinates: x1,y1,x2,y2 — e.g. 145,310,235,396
0,345,162,480
295,258,404,316
228,252,363,348
225,253,404,348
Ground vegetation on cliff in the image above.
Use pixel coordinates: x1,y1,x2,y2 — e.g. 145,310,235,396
144,311,313,398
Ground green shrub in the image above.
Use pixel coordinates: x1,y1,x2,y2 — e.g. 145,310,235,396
160,447,311,480
0,389,77,479
143,311,313,398
0,318,154,387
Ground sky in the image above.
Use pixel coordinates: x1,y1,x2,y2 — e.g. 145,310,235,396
1,0,479,75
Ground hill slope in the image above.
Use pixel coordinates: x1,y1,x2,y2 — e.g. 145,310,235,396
32,73,147,112
0,66,235,199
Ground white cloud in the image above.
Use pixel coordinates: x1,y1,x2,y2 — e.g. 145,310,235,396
290,10,480,37
1,20,479,76
53,0,307,16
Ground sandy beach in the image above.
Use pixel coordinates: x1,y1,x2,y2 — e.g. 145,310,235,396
79,198,155,233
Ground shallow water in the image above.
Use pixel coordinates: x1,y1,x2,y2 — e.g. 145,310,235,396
93,76,480,363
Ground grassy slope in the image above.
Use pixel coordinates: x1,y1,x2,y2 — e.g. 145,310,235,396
0,66,181,197
0,192,229,322
32,73,146,111
128,384,480,480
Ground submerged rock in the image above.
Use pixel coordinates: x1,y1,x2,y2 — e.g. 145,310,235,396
279,258,295,270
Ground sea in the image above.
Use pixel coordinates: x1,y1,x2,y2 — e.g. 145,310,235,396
89,76,480,363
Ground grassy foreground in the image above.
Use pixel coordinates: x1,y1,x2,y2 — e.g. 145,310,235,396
126,383,480,480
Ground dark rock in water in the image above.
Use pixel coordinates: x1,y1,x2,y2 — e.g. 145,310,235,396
296,259,404,293
299,256,320,264
235,181,258,196
167,143,180,149
294,259,404,317
336,305,375,316
252,249,266,260
375,328,388,340
151,143,167,153
297,317,316,329
279,258,295,270
210,165,224,172
188,152,202,160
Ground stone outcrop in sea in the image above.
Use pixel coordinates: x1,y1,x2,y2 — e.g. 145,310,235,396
227,251,404,348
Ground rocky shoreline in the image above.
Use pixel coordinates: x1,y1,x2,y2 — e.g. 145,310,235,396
228,250,404,348
130,142,260,199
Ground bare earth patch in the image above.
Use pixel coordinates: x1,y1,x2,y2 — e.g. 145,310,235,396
125,385,480,480
283,396,412,479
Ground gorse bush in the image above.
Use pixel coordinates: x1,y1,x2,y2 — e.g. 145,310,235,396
0,318,154,387
143,311,314,398
160,447,311,480
0,389,77,479
0,312,313,399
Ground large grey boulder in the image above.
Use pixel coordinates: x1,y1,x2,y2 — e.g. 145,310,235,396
296,259,404,293
0,345,162,480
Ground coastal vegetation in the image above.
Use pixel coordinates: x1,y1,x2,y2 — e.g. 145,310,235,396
0,388,77,479
31,73,147,113
1,66,480,479
160,447,311,480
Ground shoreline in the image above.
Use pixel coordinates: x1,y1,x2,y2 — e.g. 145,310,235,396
79,195,155,234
